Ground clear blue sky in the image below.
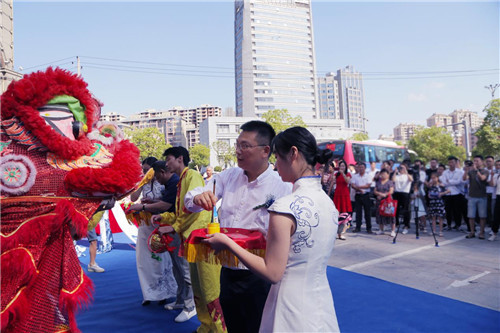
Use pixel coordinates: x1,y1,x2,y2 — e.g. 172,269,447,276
13,1,499,139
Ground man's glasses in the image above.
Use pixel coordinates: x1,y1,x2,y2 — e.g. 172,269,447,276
234,142,268,151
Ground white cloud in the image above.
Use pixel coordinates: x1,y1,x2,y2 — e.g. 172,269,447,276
408,93,427,102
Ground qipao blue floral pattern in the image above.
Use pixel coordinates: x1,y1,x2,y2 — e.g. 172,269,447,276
261,176,340,333
290,195,319,253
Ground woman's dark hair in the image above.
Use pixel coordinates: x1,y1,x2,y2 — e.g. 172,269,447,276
271,127,332,166
337,159,347,170
379,169,389,176
142,156,158,167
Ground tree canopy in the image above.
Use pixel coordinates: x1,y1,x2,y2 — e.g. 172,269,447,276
473,98,500,158
350,132,369,141
124,127,171,160
261,109,306,134
211,140,236,169
408,126,465,164
189,144,210,171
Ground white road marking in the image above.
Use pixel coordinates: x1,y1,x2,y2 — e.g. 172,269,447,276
445,271,491,289
342,235,465,271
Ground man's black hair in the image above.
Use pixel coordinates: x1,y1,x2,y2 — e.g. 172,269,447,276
240,120,276,146
163,146,190,167
152,160,167,173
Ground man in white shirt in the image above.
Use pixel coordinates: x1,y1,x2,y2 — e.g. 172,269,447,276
441,156,465,230
366,161,379,191
185,120,291,333
351,162,373,233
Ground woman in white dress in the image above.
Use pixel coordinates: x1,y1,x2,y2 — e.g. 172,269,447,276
205,127,340,332
129,157,177,305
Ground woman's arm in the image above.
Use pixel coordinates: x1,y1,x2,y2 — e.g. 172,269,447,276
388,185,394,196
204,212,294,284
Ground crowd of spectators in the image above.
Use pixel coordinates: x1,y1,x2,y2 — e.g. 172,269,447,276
319,155,500,241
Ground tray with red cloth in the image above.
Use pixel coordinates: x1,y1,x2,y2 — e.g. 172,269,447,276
185,227,266,268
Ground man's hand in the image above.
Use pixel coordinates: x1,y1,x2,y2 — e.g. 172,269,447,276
158,225,174,234
151,214,162,225
193,191,218,211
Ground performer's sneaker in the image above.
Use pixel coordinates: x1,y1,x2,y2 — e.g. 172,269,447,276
174,308,197,323
88,263,105,273
164,302,184,310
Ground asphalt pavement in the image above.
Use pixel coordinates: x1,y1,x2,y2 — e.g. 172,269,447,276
328,221,500,311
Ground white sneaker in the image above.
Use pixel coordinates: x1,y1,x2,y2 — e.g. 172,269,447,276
376,230,384,235
164,302,184,311
402,228,408,235
488,234,497,242
174,308,197,323
88,263,105,273
390,231,396,237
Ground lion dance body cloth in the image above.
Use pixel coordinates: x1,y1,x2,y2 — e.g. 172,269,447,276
0,68,142,333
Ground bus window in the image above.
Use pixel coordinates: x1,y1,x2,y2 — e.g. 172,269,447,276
320,142,345,159
375,146,387,162
367,145,377,162
395,148,404,162
352,144,364,163
386,148,395,162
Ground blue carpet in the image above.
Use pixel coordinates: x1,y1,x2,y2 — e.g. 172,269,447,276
76,233,499,333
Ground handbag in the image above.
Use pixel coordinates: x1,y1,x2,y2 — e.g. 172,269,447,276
379,195,398,217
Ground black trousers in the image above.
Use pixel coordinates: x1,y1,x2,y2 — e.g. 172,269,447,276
393,192,411,228
220,267,271,333
444,194,465,228
487,193,493,226
493,198,500,234
355,193,372,231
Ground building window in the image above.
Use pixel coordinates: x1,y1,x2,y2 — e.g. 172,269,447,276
217,124,230,134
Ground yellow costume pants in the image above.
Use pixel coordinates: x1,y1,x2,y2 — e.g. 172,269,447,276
189,261,226,333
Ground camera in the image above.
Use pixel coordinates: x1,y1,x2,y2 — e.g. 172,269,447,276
408,164,421,186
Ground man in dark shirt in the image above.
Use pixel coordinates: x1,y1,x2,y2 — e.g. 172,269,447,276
152,161,196,323
463,155,489,239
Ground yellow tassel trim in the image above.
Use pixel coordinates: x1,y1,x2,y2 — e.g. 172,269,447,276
185,243,265,268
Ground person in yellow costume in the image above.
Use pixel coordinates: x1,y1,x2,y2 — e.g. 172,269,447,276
152,147,226,333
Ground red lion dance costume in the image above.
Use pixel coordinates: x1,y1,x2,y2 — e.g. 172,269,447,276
0,68,142,332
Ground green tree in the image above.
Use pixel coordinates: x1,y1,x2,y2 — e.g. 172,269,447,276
473,98,500,158
124,127,170,160
189,144,210,171
261,109,307,134
350,132,369,141
212,140,236,169
408,127,465,164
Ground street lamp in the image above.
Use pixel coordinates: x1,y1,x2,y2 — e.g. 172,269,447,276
439,120,470,158
485,84,499,99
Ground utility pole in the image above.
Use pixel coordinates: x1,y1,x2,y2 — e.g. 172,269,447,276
77,56,81,76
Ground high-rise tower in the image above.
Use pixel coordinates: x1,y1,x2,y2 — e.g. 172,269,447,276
1,0,21,93
336,65,366,132
234,0,318,119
